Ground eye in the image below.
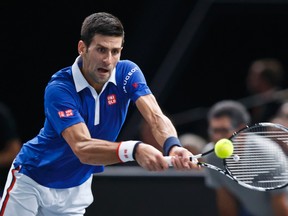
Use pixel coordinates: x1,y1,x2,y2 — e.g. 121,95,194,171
111,49,120,55
97,47,106,53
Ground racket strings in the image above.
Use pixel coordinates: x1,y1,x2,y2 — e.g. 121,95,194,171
225,125,288,190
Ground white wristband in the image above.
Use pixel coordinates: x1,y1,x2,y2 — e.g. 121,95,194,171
117,141,141,162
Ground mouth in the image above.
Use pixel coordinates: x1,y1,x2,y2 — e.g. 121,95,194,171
98,68,109,73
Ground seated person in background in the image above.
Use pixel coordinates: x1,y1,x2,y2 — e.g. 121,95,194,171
245,58,285,124
204,100,288,216
270,101,288,128
0,102,21,200
178,133,206,155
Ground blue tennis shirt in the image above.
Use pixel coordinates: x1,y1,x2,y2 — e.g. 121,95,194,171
14,56,151,188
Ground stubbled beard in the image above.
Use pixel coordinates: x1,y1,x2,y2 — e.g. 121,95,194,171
95,75,109,85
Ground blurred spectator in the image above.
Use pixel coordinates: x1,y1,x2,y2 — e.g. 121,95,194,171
0,102,21,200
204,100,288,216
270,101,288,128
179,133,207,163
245,58,285,124
178,133,206,155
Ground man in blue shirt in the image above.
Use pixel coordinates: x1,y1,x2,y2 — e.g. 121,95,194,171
0,12,198,215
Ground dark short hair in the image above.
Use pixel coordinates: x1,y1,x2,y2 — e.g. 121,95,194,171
208,100,251,129
80,12,125,47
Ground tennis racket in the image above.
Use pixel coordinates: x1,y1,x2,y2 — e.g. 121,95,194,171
165,122,288,191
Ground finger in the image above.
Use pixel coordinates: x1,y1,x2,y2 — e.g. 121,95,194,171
174,156,190,169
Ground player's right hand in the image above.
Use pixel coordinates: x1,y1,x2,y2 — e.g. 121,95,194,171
134,143,170,171
168,146,200,170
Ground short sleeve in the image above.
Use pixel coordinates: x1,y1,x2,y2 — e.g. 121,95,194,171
118,60,152,102
44,84,84,135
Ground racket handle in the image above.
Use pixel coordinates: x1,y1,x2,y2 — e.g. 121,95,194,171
165,156,173,166
164,155,200,166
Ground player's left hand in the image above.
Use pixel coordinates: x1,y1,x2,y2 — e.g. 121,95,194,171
168,146,200,170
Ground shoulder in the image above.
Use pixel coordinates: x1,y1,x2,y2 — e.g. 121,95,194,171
116,60,141,74
115,60,146,85
45,67,76,98
117,59,139,67
47,67,74,89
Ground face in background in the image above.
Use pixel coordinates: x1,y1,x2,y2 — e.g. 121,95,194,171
208,116,241,144
246,61,265,94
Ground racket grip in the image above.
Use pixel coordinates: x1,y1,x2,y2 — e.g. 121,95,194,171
165,156,173,166
164,155,199,166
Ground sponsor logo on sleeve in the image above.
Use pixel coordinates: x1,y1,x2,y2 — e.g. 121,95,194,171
58,109,74,118
123,66,139,93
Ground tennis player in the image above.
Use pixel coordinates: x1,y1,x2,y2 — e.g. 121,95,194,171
0,12,198,215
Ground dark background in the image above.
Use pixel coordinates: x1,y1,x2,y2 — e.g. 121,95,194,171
1,0,288,142
1,1,288,216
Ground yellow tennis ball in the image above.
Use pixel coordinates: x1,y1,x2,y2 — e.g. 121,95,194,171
214,138,234,159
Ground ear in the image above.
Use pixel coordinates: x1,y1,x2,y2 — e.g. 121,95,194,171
78,40,86,55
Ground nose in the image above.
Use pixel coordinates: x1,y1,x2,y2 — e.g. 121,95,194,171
103,52,112,64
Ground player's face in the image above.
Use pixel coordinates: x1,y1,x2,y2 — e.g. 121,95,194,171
79,34,123,90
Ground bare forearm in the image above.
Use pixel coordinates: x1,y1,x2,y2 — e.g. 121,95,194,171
71,138,121,165
150,113,177,147
135,94,177,147
62,123,122,165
